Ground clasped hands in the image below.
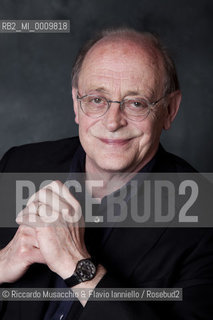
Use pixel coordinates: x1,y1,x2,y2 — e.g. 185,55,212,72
0,181,91,284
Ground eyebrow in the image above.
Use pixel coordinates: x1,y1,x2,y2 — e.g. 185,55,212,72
89,88,140,95
87,87,108,94
86,87,155,100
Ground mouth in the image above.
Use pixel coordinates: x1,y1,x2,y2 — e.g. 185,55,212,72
98,138,132,146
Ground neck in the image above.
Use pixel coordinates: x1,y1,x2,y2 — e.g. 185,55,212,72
85,145,159,198
85,164,135,199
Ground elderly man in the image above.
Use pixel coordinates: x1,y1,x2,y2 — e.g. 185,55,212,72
0,28,212,319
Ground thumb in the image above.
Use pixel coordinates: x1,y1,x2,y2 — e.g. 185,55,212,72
30,247,46,264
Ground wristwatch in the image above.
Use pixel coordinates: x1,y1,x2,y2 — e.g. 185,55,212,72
64,258,97,287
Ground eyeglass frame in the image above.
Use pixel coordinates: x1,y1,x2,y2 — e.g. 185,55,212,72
76,91,168,121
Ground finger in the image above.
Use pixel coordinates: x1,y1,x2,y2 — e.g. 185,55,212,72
18,200,79,227
27,187,72,214
36,203,81,226
17,201,39,220
17,224,38,236
16,202,39,224
15,225,40,248
36,198,72,223
16,204,60,226
26,180,64,205
28,187,82,224
16,201,43,225
27,188,59,207
41,180,81,211
26,181,83,225
37,203,59,223
16,213,45,227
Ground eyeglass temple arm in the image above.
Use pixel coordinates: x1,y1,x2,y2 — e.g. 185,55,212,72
152,94,168,106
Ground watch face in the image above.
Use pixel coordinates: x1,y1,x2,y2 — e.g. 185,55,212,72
76,259,97,282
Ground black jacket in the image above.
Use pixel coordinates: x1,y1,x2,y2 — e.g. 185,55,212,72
0,137,213,320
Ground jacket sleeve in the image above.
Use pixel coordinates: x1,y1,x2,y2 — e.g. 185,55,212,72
0,147,17,315
75,278,213,320
78,274,160,320
70,229,213,320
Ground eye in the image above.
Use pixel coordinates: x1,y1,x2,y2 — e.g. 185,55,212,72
89,96,104,104
93,97,102,104
132,101,143,108
127,99,148,109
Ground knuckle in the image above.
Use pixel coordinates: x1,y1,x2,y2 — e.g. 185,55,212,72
18,225,30,234
46,180,62,193
28,201,38,211
51,180,62,189
60,201,69,212
17,240,30,257
54,180,62,186
18,245,29,256
61,206,72,218
39,204,51,218
39,188,48,200
19,233,29,244
72,199,81,212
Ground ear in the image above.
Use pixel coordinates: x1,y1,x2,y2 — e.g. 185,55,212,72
163,90,182,130
72,87,79,124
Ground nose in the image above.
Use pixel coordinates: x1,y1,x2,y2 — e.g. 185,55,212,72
102,102,127,132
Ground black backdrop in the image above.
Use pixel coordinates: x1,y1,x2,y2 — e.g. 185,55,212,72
0,0,212,171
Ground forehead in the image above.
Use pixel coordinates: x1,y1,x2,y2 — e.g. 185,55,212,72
78,39,164,97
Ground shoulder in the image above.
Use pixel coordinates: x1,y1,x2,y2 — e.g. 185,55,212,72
0,136,81,172
154,145,197,173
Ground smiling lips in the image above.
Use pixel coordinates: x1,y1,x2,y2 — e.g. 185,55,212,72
99,138,132,145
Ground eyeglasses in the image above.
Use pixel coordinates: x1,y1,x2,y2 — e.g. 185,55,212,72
77,92,167,121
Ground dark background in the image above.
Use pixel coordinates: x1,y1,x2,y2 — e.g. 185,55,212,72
0,0,212,171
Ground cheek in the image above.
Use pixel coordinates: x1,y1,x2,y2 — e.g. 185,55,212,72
133,119,154,137
136,117,163,146
78,114,98,138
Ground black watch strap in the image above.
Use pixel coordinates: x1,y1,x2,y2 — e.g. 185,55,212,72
64,258,97,288
64,272,81,287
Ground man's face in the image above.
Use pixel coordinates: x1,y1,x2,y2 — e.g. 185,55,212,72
72,39,178,173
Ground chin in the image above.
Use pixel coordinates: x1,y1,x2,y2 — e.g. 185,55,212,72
96,157,131,173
